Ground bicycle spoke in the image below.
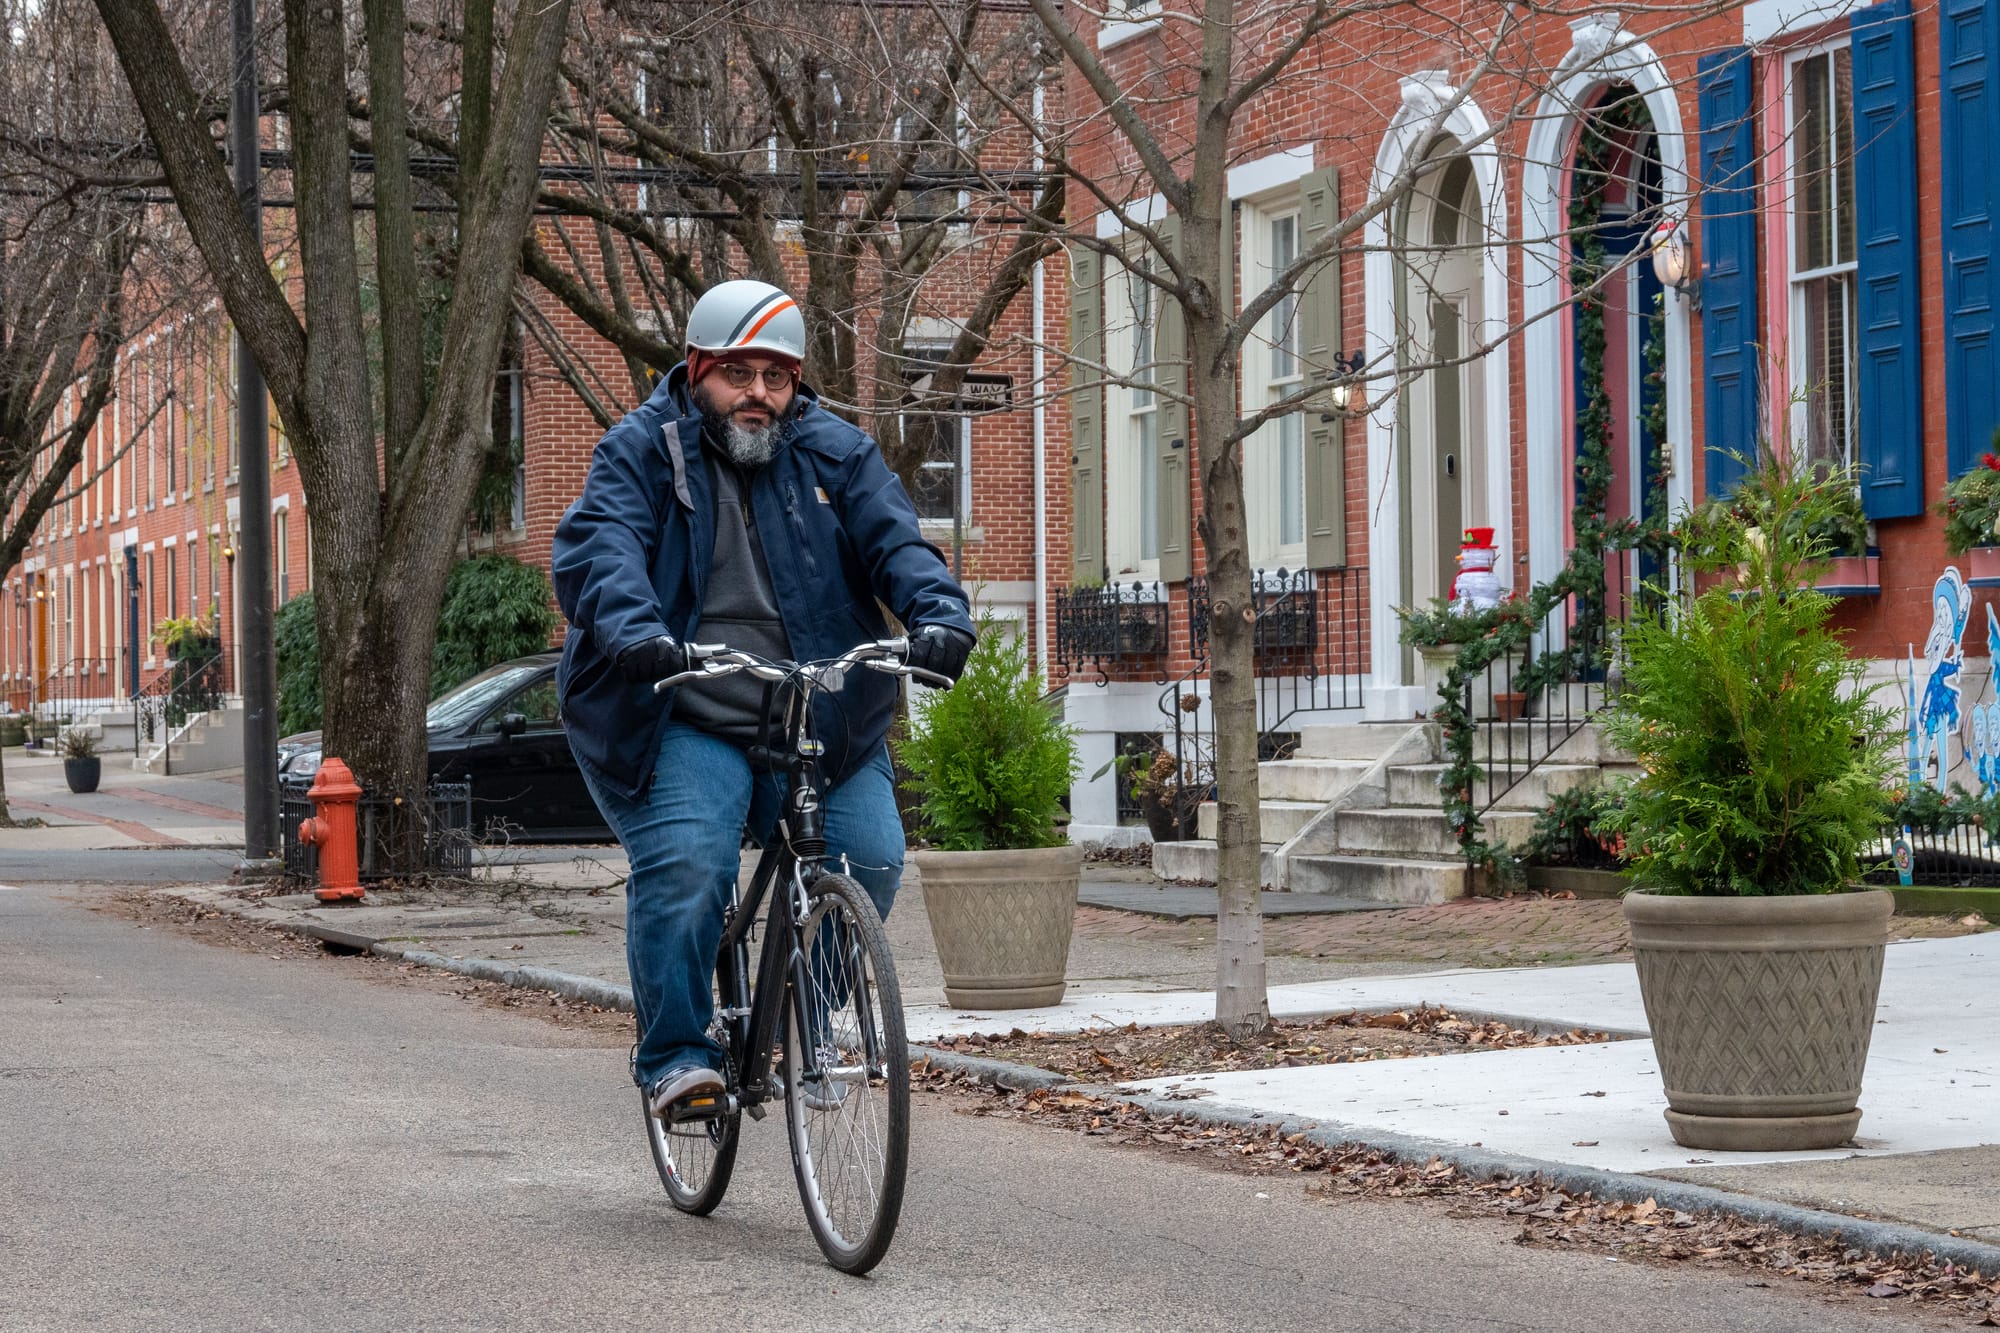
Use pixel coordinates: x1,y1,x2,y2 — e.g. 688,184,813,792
782,873,907,1274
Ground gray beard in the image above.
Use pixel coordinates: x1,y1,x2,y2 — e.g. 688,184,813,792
721,417,779,468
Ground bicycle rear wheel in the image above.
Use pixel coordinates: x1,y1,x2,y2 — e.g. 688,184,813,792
782,872,908,1274
641,966,742,1216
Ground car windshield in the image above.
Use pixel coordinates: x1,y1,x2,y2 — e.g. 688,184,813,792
425,663,547,732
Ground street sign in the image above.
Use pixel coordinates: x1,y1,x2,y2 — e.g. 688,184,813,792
903,371,1014,415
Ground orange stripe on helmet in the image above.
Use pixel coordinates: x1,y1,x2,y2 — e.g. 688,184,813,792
734,298,798,347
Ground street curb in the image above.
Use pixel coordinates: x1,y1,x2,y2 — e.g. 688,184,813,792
202,893,2000,1275
931,1057,2000,1277
379,946,638,1013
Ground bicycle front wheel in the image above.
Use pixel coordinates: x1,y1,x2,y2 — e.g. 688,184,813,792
641,961,742,1216
782,872,909,1275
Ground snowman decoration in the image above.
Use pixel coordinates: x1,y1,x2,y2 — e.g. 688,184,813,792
1450,526,1506,614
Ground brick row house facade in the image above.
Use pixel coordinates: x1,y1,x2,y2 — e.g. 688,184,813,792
15,0,1995,848
2,299,316,726
1052,0,2000,849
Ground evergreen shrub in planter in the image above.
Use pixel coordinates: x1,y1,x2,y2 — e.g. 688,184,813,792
1606,456,1897,1151
897,619,1081,1008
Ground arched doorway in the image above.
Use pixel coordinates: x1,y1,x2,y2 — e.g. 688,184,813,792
1570,88,1670,601
1362,74,1511,717
1396,143,1488,610
1520,27,1693,595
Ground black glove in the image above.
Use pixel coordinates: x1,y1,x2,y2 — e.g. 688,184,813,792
616,633,689,686
905,623,976,683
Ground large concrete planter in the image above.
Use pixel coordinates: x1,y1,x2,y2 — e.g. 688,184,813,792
912,844,1081,1009
1623,889,1892,1151
1415,642,1522,721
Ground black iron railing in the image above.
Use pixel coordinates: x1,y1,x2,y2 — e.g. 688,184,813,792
1153,657,1212,842
1466,550,1672,818
280,777,475,880
1189,567,1368,740
23,657,118,747
134,654,226,761
1055,581,1170,680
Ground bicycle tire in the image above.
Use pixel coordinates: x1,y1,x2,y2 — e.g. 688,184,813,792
781,872,909,1274
640,970,742,1216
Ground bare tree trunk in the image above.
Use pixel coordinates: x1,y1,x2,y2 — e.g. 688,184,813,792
94,0,574,869
1184,5,1267,1035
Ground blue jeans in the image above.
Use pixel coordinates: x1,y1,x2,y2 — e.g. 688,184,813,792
580,722,903,1092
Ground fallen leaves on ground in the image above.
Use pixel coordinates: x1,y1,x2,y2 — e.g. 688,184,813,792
913,1064,2000,1323
928,1005,1615,1082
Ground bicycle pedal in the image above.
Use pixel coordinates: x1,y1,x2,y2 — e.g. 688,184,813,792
666,1091,735,1125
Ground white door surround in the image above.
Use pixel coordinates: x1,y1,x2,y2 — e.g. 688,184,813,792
1520,19,1695,594
1363,73,1513,720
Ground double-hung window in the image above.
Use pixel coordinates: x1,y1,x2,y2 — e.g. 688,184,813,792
1241,207,1306,566
1104,254,1160,575
1787,43,1857,470
900,345,970,527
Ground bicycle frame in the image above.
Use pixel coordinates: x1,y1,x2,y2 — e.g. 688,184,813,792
658,638,936,1120
707,672,837,1114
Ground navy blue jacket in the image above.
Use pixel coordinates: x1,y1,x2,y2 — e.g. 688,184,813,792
552,364,972,800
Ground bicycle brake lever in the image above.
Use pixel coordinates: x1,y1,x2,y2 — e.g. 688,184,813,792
654,661,744,693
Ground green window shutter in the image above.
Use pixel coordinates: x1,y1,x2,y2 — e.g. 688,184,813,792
1298,166,1346,569
1154,216,1193,583
1070,248,1104,585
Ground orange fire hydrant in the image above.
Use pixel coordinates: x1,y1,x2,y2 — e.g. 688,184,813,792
298,757,365,903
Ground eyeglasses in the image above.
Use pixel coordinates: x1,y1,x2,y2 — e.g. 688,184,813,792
716,362,796,392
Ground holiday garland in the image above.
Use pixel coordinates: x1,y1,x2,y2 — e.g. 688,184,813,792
1433,92,1675,869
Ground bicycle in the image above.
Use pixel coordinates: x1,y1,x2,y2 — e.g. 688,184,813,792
636,637,946,1275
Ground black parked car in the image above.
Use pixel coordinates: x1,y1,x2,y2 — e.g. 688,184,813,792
277,652,613,844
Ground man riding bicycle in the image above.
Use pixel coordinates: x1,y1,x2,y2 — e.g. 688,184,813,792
551,279,975,1123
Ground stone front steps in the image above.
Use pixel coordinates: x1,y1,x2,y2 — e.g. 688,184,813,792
1385,762,1603,810
1157,717,1636,905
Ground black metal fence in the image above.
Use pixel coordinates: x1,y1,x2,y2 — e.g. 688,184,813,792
280,778,475,881
1865,823,2000,888
1189,567,1368,733
1054,582,1170,679
1467,552,1672,817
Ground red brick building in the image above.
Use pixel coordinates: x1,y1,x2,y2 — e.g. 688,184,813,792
1053,0,1982,841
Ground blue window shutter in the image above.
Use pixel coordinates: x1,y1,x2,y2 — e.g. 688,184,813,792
1852,0,1923,518
1942,0,2000,478
1698,48,1760,501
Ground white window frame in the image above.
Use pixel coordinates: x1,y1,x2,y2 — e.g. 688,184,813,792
1098,0,1162,50
1239,195,1308,571
899,343,975,535
274,504,290,606
1783,38,1859,471
1102,246,1161,580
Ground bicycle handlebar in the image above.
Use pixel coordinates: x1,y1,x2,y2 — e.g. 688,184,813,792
652,637,953,694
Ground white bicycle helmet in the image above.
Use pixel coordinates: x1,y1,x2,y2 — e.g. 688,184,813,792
684,279,807,364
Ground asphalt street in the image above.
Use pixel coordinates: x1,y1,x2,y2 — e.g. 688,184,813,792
1,881,1934,1332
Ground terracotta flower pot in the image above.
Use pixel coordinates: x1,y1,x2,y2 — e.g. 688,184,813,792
1623,889,1891,1151
1967,545,2000,589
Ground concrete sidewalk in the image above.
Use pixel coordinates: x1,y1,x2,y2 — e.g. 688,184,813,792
0,745,245,848
999,938,2000,1237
